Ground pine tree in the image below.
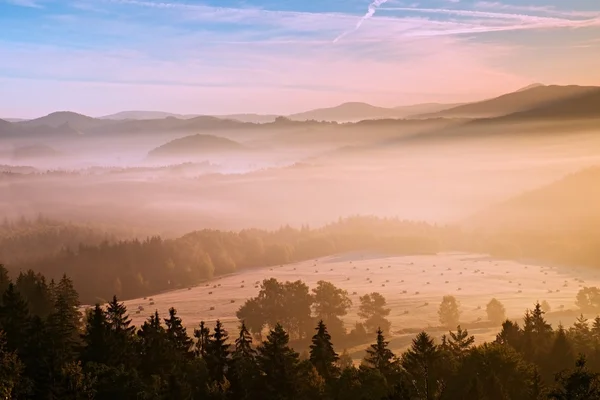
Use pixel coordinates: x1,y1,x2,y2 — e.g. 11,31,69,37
137,311,170,378
548,356,600,399
80,304,110,365
194,320,211,358
256,323,300,400
0,331,23,399
549,324,575,377
205,319,231,384
570,314,591,353
230,322,258,400
309,320,339,380
496,319,522,350
47,275,82,366
401,331,443,400
0,283,30,353
364,327,396,378
164,307,192,358
105,295,136,366
592,316,600,341
234,321,255,359
445,325,475,359
0,264,9,298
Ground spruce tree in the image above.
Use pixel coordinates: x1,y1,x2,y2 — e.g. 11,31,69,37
105,295,135,366
137,310,170,378
364,327,396,378
309,320,339,380
0,264,9,298
591,316,600,341
194,320,211,358
0,283,30,353
256,323,300,400
164,307,192,358
230,322,258,400
47,275,82,367
205,319,231,384
0,331,23,399
445,325,475,359
401,331,443,400
80,304,110,365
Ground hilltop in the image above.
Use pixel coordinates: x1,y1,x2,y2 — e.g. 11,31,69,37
147,134,246,159
414,85,600,119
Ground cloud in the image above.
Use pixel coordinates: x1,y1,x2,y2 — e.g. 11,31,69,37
334,0,390,43
4,0,42,7
475,2,600,18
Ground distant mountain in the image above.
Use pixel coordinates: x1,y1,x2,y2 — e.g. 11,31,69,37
413,85,599,119
497,87,600,120
147,134,246,159
88,115,251,135
287,101,463,122
100,111,200,120
515,83,545,92
216,114,279,124
470,167,600,232
399,102,465,117
18,111,110,131
3,118,28,122
100,111,279,124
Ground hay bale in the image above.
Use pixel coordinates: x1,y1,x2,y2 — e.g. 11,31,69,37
231,300,235,303
209,306,215,311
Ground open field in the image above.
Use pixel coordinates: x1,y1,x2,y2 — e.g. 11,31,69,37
120,252,599,353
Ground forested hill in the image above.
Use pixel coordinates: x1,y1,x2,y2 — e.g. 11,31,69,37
3,217,449,304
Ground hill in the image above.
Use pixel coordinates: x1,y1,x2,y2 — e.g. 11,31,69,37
0,118,16,135
467,167,600,267
414,85,600,119
473,167,600,230
17,111,111,131
288,102,398,122
99,111,200,120
497,88,600,121
147,134,246,158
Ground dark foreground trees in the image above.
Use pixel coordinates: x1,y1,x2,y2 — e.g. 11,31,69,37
2,270,600,399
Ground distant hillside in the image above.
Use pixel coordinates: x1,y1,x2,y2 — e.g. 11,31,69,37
217,114,279,123
147,134,246,158
89,115,252,135
100,111,200,120
288,101,461,122
0,119,15,135
471,167,600,232
467,167,600,266
415,85,600,119
18,111,110,131
497,88,600,121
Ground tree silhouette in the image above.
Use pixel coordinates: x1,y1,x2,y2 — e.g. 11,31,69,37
486,298,506,325
309,320,339,380
364,327,396,378
205,319,231,384
358,292,391,334
438,295,460,328
256,323,299,400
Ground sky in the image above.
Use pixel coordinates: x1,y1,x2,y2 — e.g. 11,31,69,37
1,0,599,117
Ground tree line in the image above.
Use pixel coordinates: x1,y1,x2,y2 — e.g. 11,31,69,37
4,216,445,303
3,270,600,398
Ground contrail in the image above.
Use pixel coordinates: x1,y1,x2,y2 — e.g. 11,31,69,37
334,0,389,43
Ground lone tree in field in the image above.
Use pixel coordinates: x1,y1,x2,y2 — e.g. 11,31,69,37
576,287,600,312
358,292,391,334
541,300,551,314
312,281,352,339
486,298,506,325
438,295,461,328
